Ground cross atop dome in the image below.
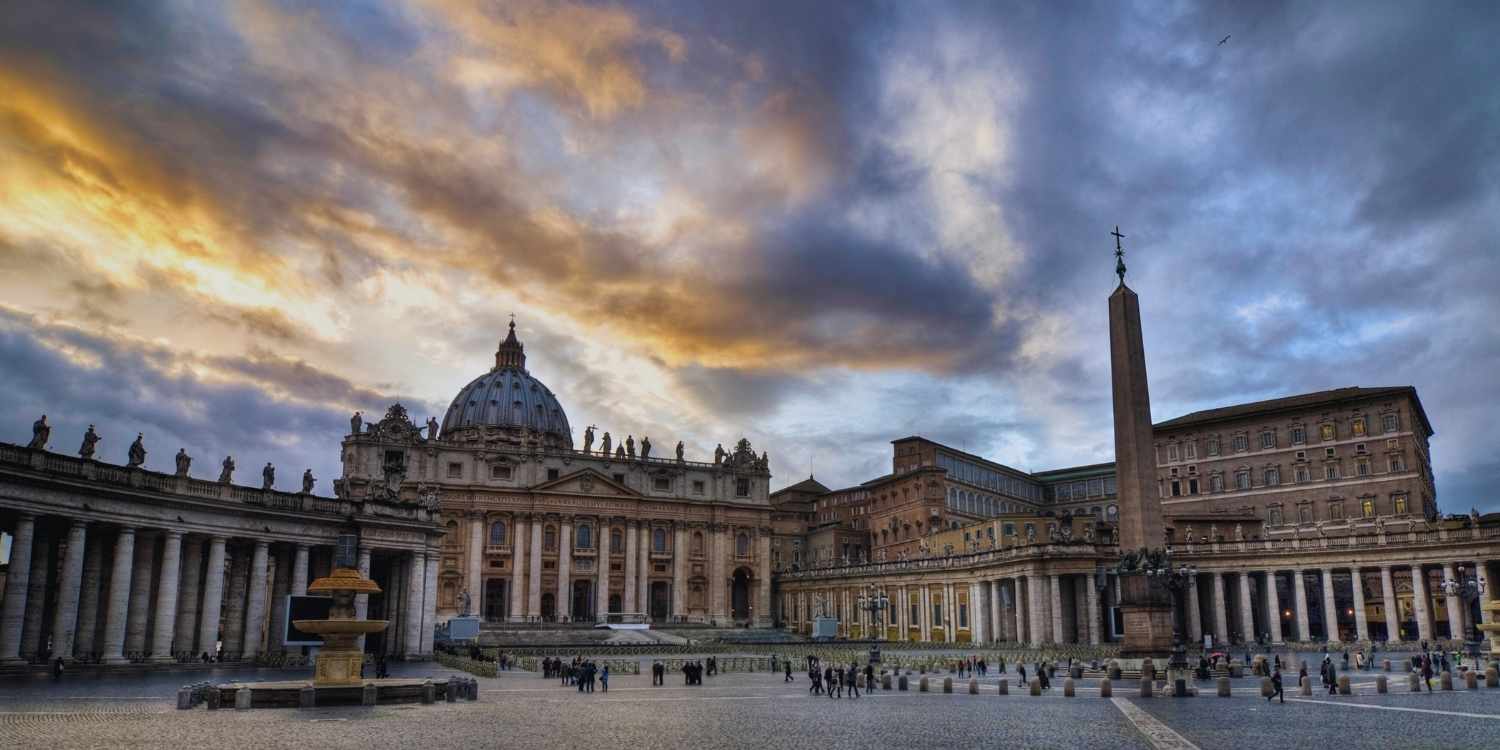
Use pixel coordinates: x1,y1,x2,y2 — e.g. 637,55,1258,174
494,319,526,371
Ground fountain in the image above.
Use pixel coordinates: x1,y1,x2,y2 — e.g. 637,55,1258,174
296,565,386,686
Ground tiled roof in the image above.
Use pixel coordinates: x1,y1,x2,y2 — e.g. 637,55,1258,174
1152,386,1431,435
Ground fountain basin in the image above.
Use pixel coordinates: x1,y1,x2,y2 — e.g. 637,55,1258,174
293,619,389,635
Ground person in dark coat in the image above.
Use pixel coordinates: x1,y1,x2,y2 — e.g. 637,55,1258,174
785,660,794,682
1268,667,1284,703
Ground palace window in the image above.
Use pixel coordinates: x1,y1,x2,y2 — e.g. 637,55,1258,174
1264,467,1280,486
932,601,943,627
1235,471,1250,491
1168,444,1179,462
1207,436,1221,456
447,462,463,479
1184,442,1197,460
653,528,667,552
613,473,625,484
1320,423,1336,441
1188,478,1199,494
1291,427,1306,444
1325,464,1340,480
1388,455,1404,472
1295,466,1310,483
1325,447,1336,458
1361,498,1375,518
958,602,969,628
489,521,507,546
735,478,750,497
1356,459,1370,477
1382,414,1399,432
576,524,593,549
1210,474,1224,493
692,480,705,495
1298,505,1313,524
610,528,622,551
1170,480,1181,497
1268,506,1284,525
654,476,671,491
544,525,557,551
1232,434,1249,452
737,533,750,557
547,468,560,481
490,464,512,480
1329,501,1345,520
1352,417,1366,436
1393,494,1409,514
1260,431,1277,449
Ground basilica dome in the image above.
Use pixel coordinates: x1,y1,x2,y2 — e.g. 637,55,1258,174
439,321,573,449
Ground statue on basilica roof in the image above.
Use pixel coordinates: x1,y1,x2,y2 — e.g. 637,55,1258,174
28,414,49,449
599,431,612,457
625,435,636,458
640,436,652,460
219,455,235,483
175,448,191,477
302,468,315,494
583,425,595,454
262,462,276,490
350,411,362,435
675,440,684,462
714,443,725,465
615,445,625,459
426,417,438,441
127,433,147,467
78,425,100,460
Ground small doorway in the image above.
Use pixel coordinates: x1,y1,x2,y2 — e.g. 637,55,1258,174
650,581,671,621
732,568,752,621
484,579,508,621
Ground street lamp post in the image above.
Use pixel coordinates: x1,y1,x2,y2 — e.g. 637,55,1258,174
1440,565,1486,643
1141,555,1197,696
855,583,891,664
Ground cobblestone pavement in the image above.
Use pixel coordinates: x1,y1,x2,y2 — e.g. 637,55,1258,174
2,662,1497,750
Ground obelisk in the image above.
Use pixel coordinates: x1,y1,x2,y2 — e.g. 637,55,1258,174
1107,227,1174,657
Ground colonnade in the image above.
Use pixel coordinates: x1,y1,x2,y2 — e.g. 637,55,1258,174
0,513,438,664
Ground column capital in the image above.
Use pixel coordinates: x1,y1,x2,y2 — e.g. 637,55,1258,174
162,528,183,539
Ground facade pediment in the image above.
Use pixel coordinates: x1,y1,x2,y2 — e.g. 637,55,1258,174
531,468,640,498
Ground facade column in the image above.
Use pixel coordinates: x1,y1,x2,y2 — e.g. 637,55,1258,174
1320,568,1338,641
1351,568,1369,642
467,515,484,613
385,557,405,658
972,581,985,642
101,527,137,664
0,513,36,663
291,544,309,595
1049,574,1064,644
1265,571,1284,644
1380,565,1399,640
637,524,651,620
1292,570,1311,641
355,546,373,651
240,539,269,660
75,531,107,659
404,551,425,657
124,531,156,656
1442,562,1464,639
148,530,183,662
510,516,527,622
421,553,438,655
623,520,639,615
944,582,956,642
49,520,89,661
173,537,203,658
1027,575,1045,646
1211,572,1229,646
527,520,543,619
1410,565,1433,642
595,518,611,621
221,545,250,658
1236,572,1254,643
708,525,725,623
919,586,931,641
1185,574,1202,645
19,528,52,660
756,531,772,627
557,520,573,621
196,537,227,658
267,546,291,656
1013,579,1027,643
1086,574,1101,645
670,524,686,622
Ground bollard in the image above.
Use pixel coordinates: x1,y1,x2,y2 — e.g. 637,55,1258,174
1402,659,1413,673
943,677,953,694
177,687,193,710
1408,673,1421,692
1139,677,1152,698
1383,659,1391,672
1260,677,1273,697
1486,667,1499,688
1464,671,1478,690
968,678,978,695
235,687,252,710
1064,677,1075,697
899,675,909,691
1142,658,1156,682
1099,677,1111,698
1217,677,1230,697
882,674,892,690
446,677,458,702
1252,655,1266,677
363,683,378,706
998,678,1009,695
469,678,479,700
919,676,929,692
1337,675,1351,695
1108,664,1122,680
1376,676,1387,693
206,689,221,711
421,680,435,704
1030,678,1042,697
299,686,316,709
1298,676,1311,696
1070,665,1083,680
1440,671,1453,691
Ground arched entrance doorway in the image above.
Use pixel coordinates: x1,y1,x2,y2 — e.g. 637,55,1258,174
732,568,752,621
571,580,593,621
541,592,556,622
650,581,671,621
484,579,508,621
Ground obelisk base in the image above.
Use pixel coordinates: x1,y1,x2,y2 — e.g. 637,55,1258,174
1118,575,1175,658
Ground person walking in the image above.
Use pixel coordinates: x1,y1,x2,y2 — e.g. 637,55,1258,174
1326,660,1338,695
810,666,823,695
600,665,609,693
1268,667,1284,703
846,666,860,698
785,660,795,682
1420,655,1434,692
1017,664,1027,687
864,663,875,691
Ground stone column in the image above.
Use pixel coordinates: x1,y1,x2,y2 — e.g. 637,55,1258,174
269,547,293,656
1351,568,1369,642
196,537,227,658
124,532,156,656
1291,570,1311,641
0,513,36,663
48,520,88,661
945,582,957,642
671,524,686,621
355,546,373,650
19,528,51,660
1028,575,1046,646
1410,565,1432,642
708,525,725,623
1320,568,1338,641
1049,574,1064,644
385,557,405,657
1266,571,1284,644
1237,572,1255,643
1379,565,1399,640
557,520,573,621
75,531,107,658
756,531,772,627
240,540,270,660
173,537,203,657
421,553,438,655
1209,572,1227,646
637,524,651,619
1186,573,1202,645
101,527,137,664
972,581,985,642
467,515,484,612
510,515,528,622
1442,562,1464,640
148,530,183,662
527,521,543,618
623,520,639,615
1086,574,1101,645
291,544,309,596
405,551,425,657
1014,579,1028,644
919,586,931,641
595,519,611,621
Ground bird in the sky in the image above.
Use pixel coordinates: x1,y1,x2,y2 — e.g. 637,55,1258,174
1218,34,1231,45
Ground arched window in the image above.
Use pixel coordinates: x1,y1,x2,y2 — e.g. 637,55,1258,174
736,532,750,557
577,524,593,549
544,525,557,551
692,531,704,555
610,528,622,551
653,527,667,552
489,520,507,546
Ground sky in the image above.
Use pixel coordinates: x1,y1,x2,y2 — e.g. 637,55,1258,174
0,1,1497,512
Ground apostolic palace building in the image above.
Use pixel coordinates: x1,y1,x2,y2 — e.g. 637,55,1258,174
1,279,1498,670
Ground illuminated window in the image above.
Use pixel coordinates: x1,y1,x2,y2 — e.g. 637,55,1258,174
1393,495,1409,514
1361,498,1375,518
1320,423,1336,441
1352,418,1366,436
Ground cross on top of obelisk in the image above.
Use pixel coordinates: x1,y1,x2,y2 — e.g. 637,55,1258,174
1111,225,1127,283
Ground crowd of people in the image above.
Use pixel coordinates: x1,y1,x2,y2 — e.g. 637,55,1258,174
542,656,609,692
